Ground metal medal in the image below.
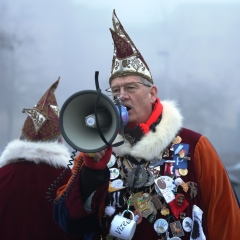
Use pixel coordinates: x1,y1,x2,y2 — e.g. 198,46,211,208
127,167,148,188
179,168,188,176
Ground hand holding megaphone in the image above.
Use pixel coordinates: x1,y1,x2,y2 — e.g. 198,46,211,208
83,146,113,170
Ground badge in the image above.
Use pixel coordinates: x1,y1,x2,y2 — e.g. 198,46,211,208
155,177,176,203
154,218,168,234
127,167,149,188
156,177,166,189
108,180,125,193
160,206,170,216
181,181,189,192
172,136,182,144
169,221,185,237
141,196,157,219
130,192,149,213
144,169,155,186
170,237,181,240
182,217,193,232
111,179,124,189
188,181,198,199
179,168,188,176
164,162,175,176
159,176,176,192
147,213,157,224
107,154,116,168
151,194,164,210
109,168,120,179
172,143,190,172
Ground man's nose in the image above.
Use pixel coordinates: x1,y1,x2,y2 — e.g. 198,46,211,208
119,93,128,100
116,86,127,100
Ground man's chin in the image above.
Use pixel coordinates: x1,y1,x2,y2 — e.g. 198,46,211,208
126,118,138,126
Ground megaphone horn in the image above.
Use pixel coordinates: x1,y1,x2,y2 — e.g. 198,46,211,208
59,72,128,153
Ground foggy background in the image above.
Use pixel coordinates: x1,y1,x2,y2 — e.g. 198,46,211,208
1,0,240,198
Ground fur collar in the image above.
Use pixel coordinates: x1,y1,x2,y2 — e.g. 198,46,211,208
0,139,71,168
113,101,183,161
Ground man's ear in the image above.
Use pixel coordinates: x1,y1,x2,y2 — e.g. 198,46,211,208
149,86,158,103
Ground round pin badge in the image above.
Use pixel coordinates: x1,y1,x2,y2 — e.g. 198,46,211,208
182,217,193,232
170,237,181,240
179,168,188,176
107,154,116,168
161,176,176,192
111,179,124,189
109,168,120,180
154,218,168,234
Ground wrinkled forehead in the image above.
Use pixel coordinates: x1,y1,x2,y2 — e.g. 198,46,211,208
110,75,142,87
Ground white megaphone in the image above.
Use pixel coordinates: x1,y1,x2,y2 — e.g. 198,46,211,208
59,71,128,153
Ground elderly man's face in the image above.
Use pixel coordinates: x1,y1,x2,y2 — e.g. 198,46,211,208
110,76,157,124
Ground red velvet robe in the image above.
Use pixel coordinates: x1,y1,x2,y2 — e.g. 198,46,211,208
0,139,79,240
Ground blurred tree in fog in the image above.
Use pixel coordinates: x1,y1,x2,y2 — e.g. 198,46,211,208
0,2,36,148
0,4,22,146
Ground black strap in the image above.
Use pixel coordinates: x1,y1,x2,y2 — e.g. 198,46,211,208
94,71,125,148
126,155,147,165
94,89,110,147
112,99,125,147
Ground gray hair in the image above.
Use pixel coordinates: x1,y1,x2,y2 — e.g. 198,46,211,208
139,77,153,87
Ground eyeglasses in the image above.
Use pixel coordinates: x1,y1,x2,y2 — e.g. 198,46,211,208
105,82,151,98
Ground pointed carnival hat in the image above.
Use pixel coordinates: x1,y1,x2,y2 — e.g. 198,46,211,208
109,9,153,84
21,78,61,141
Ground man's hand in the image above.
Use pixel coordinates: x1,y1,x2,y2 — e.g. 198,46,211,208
83,146,112,170
86,149,107,162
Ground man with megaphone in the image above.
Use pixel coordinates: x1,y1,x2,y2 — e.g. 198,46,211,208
53,10,240,240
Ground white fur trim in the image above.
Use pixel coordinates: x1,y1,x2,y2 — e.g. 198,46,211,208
113,100,183,161
0,139,71,168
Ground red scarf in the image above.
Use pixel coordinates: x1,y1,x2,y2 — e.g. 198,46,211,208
126,98,163,134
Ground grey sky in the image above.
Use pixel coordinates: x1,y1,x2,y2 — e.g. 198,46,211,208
1,0,240,152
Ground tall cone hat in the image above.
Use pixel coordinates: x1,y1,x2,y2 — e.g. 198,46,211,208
109,9,153,84
22,78,61,141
